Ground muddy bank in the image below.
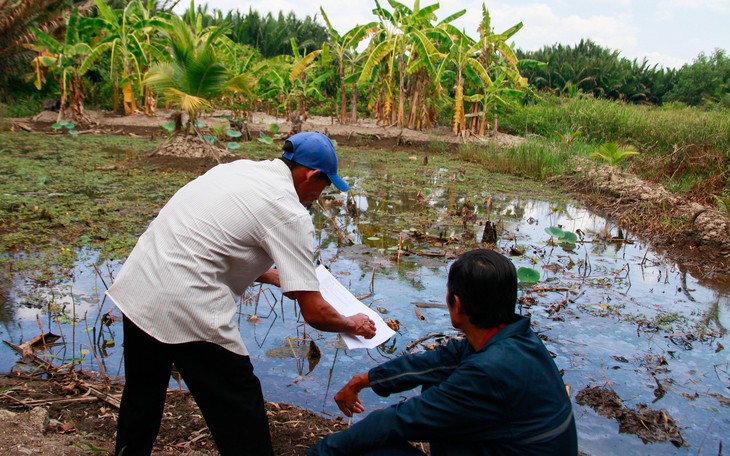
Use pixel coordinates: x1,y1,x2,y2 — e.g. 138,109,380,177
562,163,730,275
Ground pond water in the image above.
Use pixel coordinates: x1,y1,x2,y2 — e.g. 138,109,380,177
1,167,728,455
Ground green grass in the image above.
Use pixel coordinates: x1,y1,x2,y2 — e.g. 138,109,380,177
500,95,730,200
0,132,192,280
1,97,44,118
457,139,592,181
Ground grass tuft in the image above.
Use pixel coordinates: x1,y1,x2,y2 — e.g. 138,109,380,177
501,95,730,201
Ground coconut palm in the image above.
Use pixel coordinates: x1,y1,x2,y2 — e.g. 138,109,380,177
591,142,639,166
144,14,254,133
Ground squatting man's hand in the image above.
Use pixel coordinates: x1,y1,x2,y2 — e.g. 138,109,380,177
334,372,370,417
349,313,376,338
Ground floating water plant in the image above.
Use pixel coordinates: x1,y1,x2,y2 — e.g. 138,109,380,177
517,266,540,283
545,226,579,252
545,226,578,243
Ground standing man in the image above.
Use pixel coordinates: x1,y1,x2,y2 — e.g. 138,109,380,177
107,131,376,456
309,249,577,456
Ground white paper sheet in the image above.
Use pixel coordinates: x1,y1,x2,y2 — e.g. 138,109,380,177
316,265,395,349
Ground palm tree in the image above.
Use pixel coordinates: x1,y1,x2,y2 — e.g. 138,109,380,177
144,15,254,133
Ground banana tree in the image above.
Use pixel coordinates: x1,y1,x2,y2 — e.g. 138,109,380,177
80,0,171,115
29,8,92,122
288,38,332,125
216,36,262,118
320,7,377,124
431,25,478,135
360,0,445,128
471,3,526,135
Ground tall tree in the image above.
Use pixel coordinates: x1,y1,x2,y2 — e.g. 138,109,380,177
517,39,677,104
80,0,171,114
0,0,92,100
320,7,376,124
29,7,93,121
665,49,729,107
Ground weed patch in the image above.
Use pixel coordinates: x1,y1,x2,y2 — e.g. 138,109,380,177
0,132,192,279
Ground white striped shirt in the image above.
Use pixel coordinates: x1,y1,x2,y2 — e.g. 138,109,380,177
106,159,320,355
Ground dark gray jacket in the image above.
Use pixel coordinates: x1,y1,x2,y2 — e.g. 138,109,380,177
308,316,577,455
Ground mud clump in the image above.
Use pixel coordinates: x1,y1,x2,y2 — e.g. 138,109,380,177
576,386,684,447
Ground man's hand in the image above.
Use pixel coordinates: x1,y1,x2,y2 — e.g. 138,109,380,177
256,269,280,287
334,373,370,417
349,313,376,339
287,291,377,338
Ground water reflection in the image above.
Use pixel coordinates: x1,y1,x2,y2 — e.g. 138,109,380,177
2,189,729,454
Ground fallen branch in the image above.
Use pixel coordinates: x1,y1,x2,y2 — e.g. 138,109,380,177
404,248,446,257
524,286,572,293
12,121,35,132
3,339,120,409
19,396,101,407
405,333,446,351
411,302,447,309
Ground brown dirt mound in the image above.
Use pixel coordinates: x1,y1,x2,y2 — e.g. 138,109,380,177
152,135,233,160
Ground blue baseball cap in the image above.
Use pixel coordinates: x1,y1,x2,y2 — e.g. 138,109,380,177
282,132,349,192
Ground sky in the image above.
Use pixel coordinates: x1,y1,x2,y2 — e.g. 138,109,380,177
174,0,730,69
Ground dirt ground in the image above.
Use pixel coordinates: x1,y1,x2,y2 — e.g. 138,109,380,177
2,108,728,454
0,372,347,455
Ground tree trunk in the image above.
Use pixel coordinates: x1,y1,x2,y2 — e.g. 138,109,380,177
143,86,156,116
453,75,465,136
112,72,120,114
122,80,136,115
397,60,406,128
349,82,358,123
339,60,347,124
407,74,419,130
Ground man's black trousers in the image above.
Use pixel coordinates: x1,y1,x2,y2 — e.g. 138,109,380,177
116,316,274,455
